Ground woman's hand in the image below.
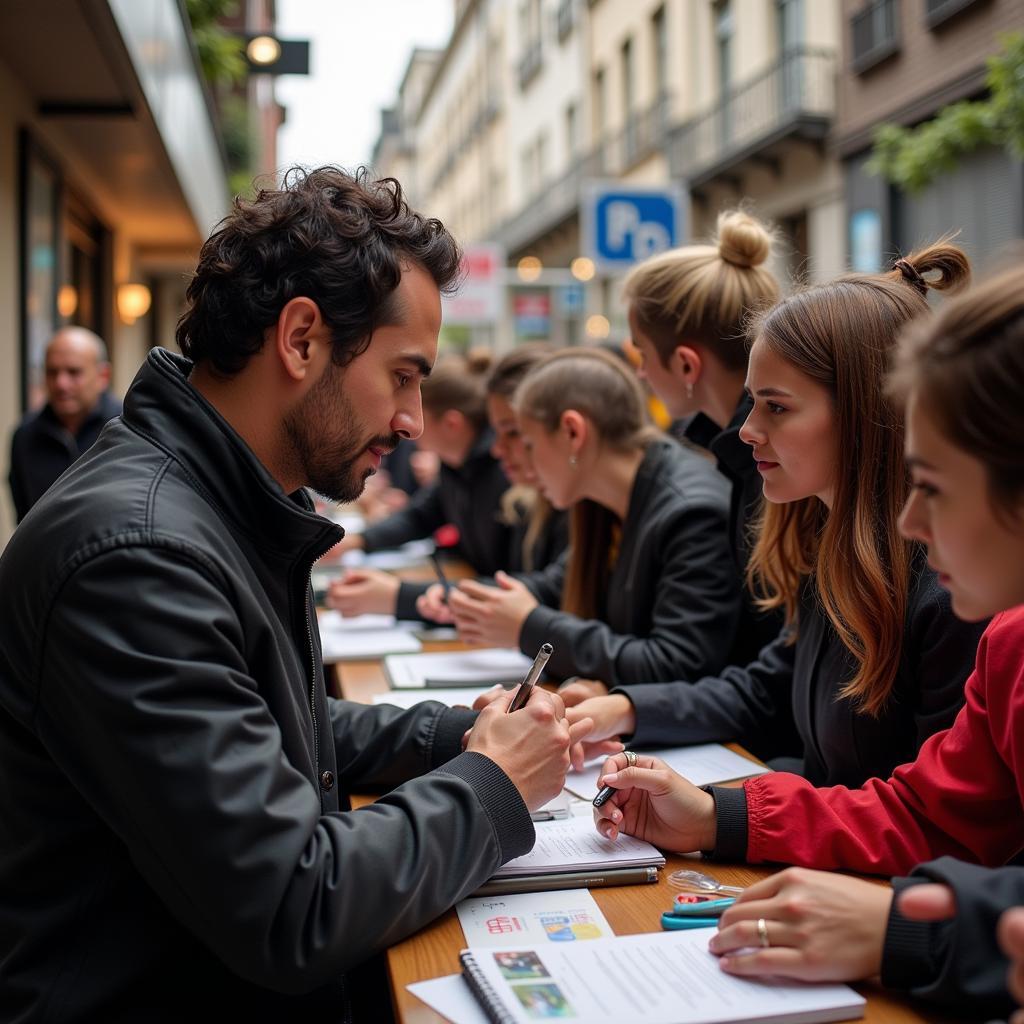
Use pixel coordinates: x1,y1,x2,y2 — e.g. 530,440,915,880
592,752,716,853
709,867,892,982
559,678,609,704
448,572,538,647
565,695,636,762
415,582,455,624
326,568,399,617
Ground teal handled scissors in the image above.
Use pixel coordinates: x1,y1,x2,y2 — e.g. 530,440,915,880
660,896,736,931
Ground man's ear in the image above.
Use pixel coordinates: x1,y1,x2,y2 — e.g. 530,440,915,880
97,362,112,388
274,297,325,382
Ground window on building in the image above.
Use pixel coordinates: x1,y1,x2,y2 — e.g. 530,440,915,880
714,0,734,142
652,5,668,99
566,101,579,159
593,66,607,141
621,36,634,118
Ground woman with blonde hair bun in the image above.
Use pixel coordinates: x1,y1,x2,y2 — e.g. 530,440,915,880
618,210,783,672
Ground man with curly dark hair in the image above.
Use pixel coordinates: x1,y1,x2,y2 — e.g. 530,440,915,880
0,167,596,1021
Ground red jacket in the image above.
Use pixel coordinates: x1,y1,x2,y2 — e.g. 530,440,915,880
743,605,1024,875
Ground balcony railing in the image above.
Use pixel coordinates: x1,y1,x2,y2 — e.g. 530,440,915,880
924,0,982,28
668,47,835,188
851,0,900,73
492,93,672,254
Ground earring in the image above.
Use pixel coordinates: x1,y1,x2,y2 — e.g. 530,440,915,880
685,381,694,400
568,454,578,468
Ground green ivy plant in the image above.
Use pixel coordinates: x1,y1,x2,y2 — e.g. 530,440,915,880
869,32,1024,193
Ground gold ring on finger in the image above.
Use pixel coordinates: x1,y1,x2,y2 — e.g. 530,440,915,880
623,750,638,768
757,918,770,948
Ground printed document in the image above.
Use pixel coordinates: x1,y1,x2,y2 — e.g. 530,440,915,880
565,743,770,799
456,889,613,947
384,648,534,689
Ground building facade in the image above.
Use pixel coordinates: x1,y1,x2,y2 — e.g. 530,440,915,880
374,0,847,347
838,0,1024,271
0,0,229,539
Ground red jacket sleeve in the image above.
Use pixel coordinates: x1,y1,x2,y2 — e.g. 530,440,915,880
742,607,1024,876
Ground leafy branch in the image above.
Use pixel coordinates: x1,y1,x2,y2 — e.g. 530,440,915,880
869,32,1024,193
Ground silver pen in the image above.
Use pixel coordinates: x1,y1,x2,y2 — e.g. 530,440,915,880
506,642,553,713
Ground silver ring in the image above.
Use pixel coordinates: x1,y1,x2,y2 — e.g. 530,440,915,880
757,918,770,948
623,750,638,768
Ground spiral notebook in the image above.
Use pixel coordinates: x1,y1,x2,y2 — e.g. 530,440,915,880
457,930,865,1024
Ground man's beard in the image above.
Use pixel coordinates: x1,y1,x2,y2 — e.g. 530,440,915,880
284,362,400,503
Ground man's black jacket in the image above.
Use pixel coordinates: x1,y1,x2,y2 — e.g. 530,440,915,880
7,390,122,521
0,349,533,1022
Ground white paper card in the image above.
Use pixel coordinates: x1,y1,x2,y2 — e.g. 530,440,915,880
565,743,770,799
384,648,534,689
457,889,614,947
316,611,422,662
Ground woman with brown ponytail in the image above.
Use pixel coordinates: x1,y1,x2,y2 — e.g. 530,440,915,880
449,347,742,687
569,242,987,784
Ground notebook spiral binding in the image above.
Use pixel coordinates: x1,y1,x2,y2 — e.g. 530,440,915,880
459,949,516,1024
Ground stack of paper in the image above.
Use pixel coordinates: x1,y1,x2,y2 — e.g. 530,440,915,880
316,610,422,662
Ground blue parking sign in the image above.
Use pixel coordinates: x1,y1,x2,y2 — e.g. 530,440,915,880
582,182,685,272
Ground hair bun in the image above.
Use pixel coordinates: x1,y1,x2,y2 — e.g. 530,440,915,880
716,210,772,269
898,238,971,295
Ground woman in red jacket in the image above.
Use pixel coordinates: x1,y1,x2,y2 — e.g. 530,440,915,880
592,263,1024,1017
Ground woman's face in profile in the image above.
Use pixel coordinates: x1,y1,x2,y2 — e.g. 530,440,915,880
738,337,838,509
517,413,578,511
900,392,1024,621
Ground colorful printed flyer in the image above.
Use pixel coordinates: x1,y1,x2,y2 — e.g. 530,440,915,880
455,888,613,948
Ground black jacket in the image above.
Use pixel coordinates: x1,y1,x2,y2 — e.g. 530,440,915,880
684,397,783,665
883,857,1024,1018
517,438,741,686
360,428,512,575
0,349,533,1022
7,390,122,521
622,566,986,787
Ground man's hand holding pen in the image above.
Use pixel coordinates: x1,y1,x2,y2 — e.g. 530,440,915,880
466,685,592,811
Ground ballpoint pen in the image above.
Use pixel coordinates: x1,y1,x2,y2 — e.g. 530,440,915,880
428,549,452,602
507,642,553,713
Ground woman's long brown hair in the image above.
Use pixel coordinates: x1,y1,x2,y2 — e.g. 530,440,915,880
514,348,657,619
746,240,970,715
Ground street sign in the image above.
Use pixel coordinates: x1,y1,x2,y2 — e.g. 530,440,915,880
558,283,585,315
582,182,685,272
442,243,506,325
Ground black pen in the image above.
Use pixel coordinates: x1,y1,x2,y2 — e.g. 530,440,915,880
428,549,452,602
507,642,553,713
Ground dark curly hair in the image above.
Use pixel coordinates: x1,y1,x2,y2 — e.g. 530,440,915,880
176,166,463,376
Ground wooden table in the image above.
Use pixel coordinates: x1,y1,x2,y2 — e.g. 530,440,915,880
337,654,953,1024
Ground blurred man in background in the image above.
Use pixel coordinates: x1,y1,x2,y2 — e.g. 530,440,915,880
8,326,121,521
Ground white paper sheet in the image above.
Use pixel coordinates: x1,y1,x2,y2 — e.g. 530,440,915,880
457,889,613,947
406,974,488,1024
316,611,423,662
384,648,534,689
494,815,664,877
459,930,865,1024
565,743,770,799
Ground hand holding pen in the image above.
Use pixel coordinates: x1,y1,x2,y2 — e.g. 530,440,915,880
465,643,598,811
